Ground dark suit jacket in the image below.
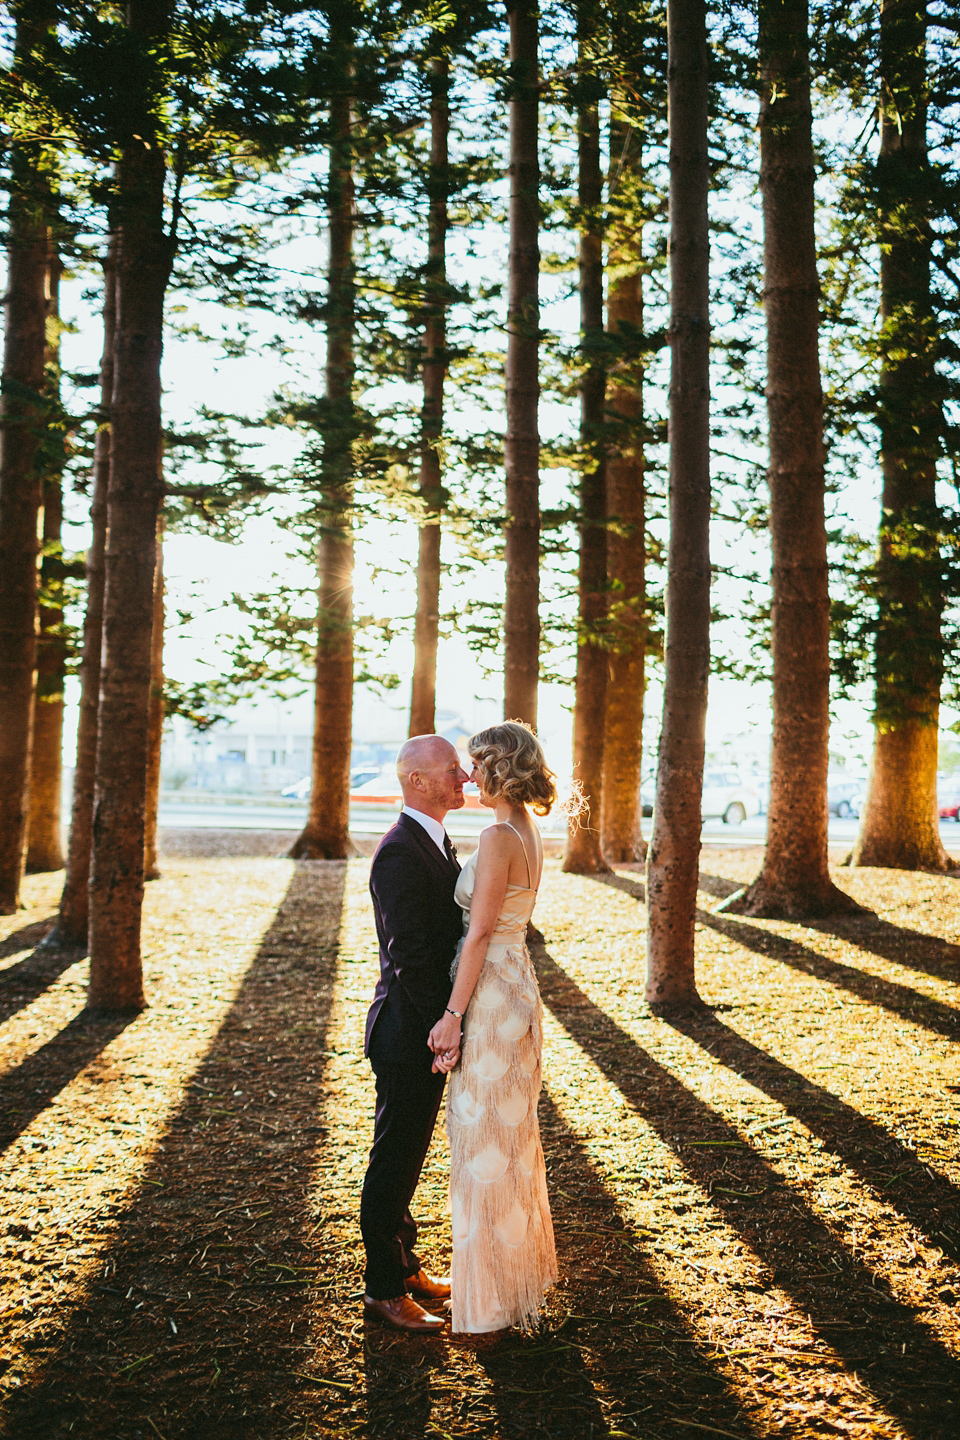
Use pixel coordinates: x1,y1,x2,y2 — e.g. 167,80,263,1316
365,813,463,1066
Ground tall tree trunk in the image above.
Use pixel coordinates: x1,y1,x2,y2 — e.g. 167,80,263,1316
645,0,710,1008
731,0,855,916
27,246,66,874
54,241,115,948
503,0,540,725
0,8,51,912
564,19,609,875
88,0,173,1010
601,103,647,864
409,55,449,738
289,69,355,860
143,514,165,881
852,0,949,872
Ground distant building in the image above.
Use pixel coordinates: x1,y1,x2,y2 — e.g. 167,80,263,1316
160,685,498,794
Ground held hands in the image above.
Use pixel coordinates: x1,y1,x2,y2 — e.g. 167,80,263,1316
429,1011,462,1074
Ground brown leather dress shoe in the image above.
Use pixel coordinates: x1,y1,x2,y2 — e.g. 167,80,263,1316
363,1295,445,1332
404,1268,451,1300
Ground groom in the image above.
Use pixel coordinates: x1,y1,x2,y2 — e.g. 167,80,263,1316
360,734,469,1331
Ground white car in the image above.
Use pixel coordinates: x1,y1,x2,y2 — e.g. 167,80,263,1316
700,769,762,825
280,775,311,800
638,770,761,825
350,776,404,807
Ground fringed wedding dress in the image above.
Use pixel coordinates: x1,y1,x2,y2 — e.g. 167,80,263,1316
446,823,557,1333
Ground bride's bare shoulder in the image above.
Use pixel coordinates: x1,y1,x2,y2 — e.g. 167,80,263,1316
476,822,521,860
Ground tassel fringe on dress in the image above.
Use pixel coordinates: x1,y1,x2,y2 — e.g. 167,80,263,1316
446,846,557,1333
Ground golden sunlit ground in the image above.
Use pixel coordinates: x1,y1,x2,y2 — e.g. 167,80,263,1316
1,836,959,1439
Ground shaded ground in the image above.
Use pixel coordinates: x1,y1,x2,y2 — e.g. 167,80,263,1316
0,841,959,1439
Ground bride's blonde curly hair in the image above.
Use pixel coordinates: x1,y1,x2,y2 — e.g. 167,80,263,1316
467,720,557,816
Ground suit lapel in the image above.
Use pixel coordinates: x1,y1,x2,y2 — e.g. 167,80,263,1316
398,812,456,882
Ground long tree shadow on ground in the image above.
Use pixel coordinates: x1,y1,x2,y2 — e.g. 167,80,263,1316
807,912,960,986
602,869,960,1045
590,870,960,1257
533,944,960,1440
0,941,86,1027
0,1009,134,1158
701,909,960,1041
0,861,347,1440
0,916,60,962
664,1007,960,1263
696,870,960,988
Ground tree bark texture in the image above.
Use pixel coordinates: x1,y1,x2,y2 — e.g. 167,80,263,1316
564,32,609,875
88,0,173,1009
27,247,66,874
645,0,710,1007
503,0,540,726
0,47,51,913
733,0,853,916
55,243,115,947
601,104,647,864
289,76,355,860
143,514,165,882
852,0,949,872
409,56,449,738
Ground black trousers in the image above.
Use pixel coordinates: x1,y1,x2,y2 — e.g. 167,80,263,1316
359,1054,446,1300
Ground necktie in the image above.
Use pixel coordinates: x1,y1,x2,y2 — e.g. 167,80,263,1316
443,833,458,866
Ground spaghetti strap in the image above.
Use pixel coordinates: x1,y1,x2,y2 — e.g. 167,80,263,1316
503,820,534,889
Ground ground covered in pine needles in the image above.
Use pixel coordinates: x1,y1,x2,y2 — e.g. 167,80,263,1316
1,835,960,1440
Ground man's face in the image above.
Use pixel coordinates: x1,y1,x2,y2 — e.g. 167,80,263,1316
418,745,468,814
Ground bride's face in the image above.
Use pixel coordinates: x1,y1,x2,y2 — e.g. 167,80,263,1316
469,763,493,807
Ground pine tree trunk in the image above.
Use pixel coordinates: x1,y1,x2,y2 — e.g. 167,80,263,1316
88,2,172,1009
143,514,164,881
409,56,449,738
645,0,710,1008
732,0,855,916
503,0,540,726
55,241,115,948
601,105,646,864
0,50,50,913
852,0,949,873
27,247,66,874
289,75,355,861
564,25,609,876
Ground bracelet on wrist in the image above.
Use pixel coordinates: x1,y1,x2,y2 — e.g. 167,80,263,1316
445,1007,464,1021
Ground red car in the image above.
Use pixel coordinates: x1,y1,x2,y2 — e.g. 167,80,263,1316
938,783,960,821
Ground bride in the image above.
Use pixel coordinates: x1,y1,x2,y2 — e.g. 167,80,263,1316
428,721,558,1333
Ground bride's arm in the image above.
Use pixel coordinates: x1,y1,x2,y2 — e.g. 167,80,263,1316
428,825,512,1066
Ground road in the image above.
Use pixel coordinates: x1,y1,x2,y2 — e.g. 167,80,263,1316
156,798,960,853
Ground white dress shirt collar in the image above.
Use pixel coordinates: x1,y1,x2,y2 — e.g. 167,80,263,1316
401,805,447,854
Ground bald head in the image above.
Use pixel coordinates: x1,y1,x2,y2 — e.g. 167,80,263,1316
396,734,468,821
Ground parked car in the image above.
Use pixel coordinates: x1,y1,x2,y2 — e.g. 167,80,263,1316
639,771,761,825
753,775,771,815
280,775,311,800
281,764,384,801
938,780,960,822
350,765,383,791
701,769,762,825
350,775,404,806
848,786,867,819
828,777,867,818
